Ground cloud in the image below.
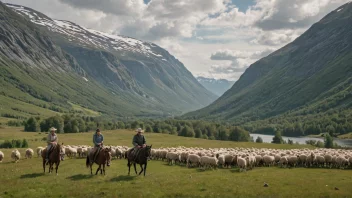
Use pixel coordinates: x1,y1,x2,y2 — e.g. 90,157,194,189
59,0,146,17
3,0,350,81
253,0,351,30
250,29,304,46
210,48,275,60
207,48,277,80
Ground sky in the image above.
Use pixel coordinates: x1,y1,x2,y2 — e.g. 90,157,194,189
3,0,351,81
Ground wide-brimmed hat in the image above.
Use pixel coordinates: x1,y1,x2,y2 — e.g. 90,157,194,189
49,127,57,132
135,128,144,133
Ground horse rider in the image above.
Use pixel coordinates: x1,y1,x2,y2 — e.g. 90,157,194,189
46,127,58,163
90,128,104,165
130,128,146,159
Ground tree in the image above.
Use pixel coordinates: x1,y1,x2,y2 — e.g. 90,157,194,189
326,125,335,137
324,133,334,148
218,127,229,140
179,126,195,137
228,127,250,142
117,121,125,129
24,117,39,132
22,139,28,148
195,129,202,138
145,125,153,132
272,131,284,144
256,136,263,143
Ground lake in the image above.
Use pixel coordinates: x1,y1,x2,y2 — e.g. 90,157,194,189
250,133,352,147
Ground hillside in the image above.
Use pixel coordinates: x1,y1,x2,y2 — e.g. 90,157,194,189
184,2,352,135
0,3,216,121
196,77,235,96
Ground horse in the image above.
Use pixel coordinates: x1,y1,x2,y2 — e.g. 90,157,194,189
127,145,152,176
41,143,65,175
86,147,112,175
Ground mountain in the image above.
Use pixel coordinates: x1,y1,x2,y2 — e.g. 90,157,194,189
0,3,216,120
196,77,235,96
184,2,352,127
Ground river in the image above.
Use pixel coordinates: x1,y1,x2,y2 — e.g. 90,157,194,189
250,133,352,147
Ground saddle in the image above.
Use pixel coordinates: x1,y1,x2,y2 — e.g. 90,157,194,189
128,147,141,162
89,147,102,164
47,145,56,156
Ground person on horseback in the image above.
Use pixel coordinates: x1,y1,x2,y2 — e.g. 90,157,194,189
130,128,146,159
90,129,105,165
45,127,58,163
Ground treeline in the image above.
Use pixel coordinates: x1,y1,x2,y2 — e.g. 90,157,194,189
0,139,29,148
23,115,251,142
243,109,352,137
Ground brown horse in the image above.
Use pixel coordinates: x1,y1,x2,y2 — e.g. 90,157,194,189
41,143,65,175
86,147,112,175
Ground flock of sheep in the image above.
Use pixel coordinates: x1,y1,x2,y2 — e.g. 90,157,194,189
1,145,352,171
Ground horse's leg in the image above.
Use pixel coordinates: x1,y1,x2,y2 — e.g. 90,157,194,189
56,162,59,175
139,164,144,175
49,163,52,173
102,164,105,175
43,159,46,173
133,163,137,175
95,164,101,175
128,160,131,176
144,162,147,176
90,164,93,175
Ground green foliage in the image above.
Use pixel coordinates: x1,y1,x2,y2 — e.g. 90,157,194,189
24,117,40,132
179,126,195,137
256,136,263,143
272,131,284,144
0,138,28,148
22,139,28,148
324,133,334,148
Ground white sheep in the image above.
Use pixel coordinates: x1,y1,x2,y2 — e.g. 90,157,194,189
187,154,200,168
263,155,275,167
0,151,4,162
200,156,218,169
166,152,181,165
279,156,288,168
11,149,21,162
25,148,34,159
237,157,247,172
36,147,44,157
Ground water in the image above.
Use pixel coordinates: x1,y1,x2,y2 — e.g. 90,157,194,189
250,133,352,147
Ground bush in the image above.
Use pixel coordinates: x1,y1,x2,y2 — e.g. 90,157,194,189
272,131,284,144
22,139,28,148
255,136,263,143
324,133,334,148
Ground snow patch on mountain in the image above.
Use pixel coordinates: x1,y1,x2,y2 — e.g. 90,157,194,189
7,4,163,58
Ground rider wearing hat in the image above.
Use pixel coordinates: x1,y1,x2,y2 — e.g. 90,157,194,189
46,127,58,163
130,128,146,158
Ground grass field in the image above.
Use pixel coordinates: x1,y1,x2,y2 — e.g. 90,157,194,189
0,128,351,198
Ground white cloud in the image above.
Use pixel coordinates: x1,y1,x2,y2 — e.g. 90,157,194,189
3,0,350,81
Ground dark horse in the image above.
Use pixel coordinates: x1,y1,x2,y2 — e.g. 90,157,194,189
127,145,152,176
86,147,112,175
41,143,65,175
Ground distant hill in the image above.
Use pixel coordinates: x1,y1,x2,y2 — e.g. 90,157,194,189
184,2,352,136
0,3,216,121
196,77,235,96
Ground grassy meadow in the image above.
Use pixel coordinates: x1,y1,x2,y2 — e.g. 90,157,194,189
0,128,351,198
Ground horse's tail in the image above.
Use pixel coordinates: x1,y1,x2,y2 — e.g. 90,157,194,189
86,156,89,168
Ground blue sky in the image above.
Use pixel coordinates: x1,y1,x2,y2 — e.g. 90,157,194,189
231,0,255,11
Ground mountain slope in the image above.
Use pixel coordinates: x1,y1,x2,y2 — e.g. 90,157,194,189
196,77,235,96
6,3,216,113
184,2,352,124
0,3,216,120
